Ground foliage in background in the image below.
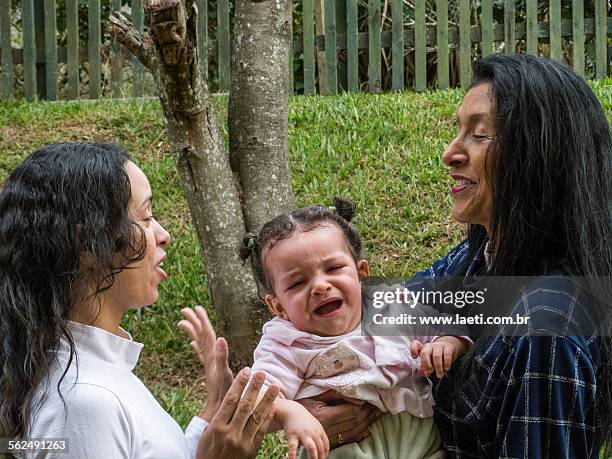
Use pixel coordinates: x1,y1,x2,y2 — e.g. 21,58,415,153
1,79,610,454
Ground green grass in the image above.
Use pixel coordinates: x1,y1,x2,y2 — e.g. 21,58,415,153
1,79,610,457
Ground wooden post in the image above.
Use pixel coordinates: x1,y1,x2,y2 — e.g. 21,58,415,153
415,0,426,91
34,0,46,99
217,0,230,91
88,0,101,98
0,0,13,99
346,0,358,92
436,0,449,89
459,0,470,87
504,0,515,54
526,0,537,54
368,0,381,92
303,0,315,94
22,0,36,100
480,0,493,57
572,0,584,75
324,0,337,93
549,0,561,59
196,0,207,83
43,0,57,100
133,0,144,96
66,0,79,99
391,0,404,90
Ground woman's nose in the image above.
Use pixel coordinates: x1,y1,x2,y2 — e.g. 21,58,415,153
442,135,468,168
154,219,171,246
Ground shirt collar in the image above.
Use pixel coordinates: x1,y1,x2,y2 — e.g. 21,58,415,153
59,320,144,371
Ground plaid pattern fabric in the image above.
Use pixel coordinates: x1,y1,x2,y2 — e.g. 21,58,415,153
410,241,602,458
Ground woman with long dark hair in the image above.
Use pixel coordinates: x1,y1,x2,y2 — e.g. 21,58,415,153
0,143,277,458
299,54,611,457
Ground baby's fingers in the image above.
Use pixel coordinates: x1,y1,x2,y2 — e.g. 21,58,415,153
410,340,424,359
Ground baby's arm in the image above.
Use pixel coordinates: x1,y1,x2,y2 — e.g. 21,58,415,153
251,334,328,458
267,398,329,459
410,336,470,378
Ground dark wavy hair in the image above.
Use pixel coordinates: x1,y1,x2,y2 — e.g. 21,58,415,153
0,143,147,439
239,197,362,294
463,54,612,450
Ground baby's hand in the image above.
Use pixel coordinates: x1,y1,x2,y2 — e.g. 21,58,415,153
278,400,329,459
410,336,469,378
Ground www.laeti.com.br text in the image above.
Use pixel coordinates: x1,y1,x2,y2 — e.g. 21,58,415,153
371,313,530,326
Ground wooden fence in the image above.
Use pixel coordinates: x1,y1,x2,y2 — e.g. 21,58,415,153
0,0,610,101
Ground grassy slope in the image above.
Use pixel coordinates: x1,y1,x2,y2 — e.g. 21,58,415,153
1,80,610,456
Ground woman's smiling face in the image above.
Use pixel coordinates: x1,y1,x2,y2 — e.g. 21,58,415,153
442,83,495,231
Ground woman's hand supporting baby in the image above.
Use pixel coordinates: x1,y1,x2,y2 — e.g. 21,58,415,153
410,336,470,378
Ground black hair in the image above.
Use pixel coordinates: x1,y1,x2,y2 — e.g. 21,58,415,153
0,143,147,439
240,197,362,294
461,54,612,451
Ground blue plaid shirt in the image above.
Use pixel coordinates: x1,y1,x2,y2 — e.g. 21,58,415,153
413,240,602,458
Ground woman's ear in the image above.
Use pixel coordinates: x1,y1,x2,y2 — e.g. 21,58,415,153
265,294,288,320
357,260,370,280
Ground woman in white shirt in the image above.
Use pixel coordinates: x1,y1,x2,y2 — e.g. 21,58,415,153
0,142,277,458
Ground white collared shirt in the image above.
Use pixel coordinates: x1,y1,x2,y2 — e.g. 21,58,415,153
29,321,207,458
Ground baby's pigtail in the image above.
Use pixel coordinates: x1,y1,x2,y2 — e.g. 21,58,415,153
332,197,356,222
239,233,258,263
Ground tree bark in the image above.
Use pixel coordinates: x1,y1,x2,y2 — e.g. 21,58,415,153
110,0,270,369
229,0,295,235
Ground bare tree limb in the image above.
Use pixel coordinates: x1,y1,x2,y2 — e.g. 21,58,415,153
109,13,156,71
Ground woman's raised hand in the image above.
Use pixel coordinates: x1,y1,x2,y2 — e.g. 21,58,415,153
178,306,235,421
179,307,280,458
196,368,279,458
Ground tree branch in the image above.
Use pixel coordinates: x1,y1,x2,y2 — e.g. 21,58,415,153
109,13,156,71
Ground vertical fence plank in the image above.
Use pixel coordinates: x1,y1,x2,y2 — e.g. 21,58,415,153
436,0,448,89
459,0,470,88
0,0,13,99
217,0,230,91
324,0,337,93
196,0,207,82
526,0,537,54
288,0,294,95
346,0,358,92
303,0,315,94
110,0,122,97
44,0,57,100
22,0,36,100
66,0,79,99
415,0,426,91
391,0,404,90
368,0,381,92
549,0,561,59
480,0,493,57
595,0,606,78
132,0,144,96
572,0,584,76
504,0,515,53
88,0,101,99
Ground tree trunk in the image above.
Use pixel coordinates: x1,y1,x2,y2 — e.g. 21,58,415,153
110,0,274,369
229,0,295,235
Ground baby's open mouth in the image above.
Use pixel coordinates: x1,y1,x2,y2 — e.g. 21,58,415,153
314,300,343,316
